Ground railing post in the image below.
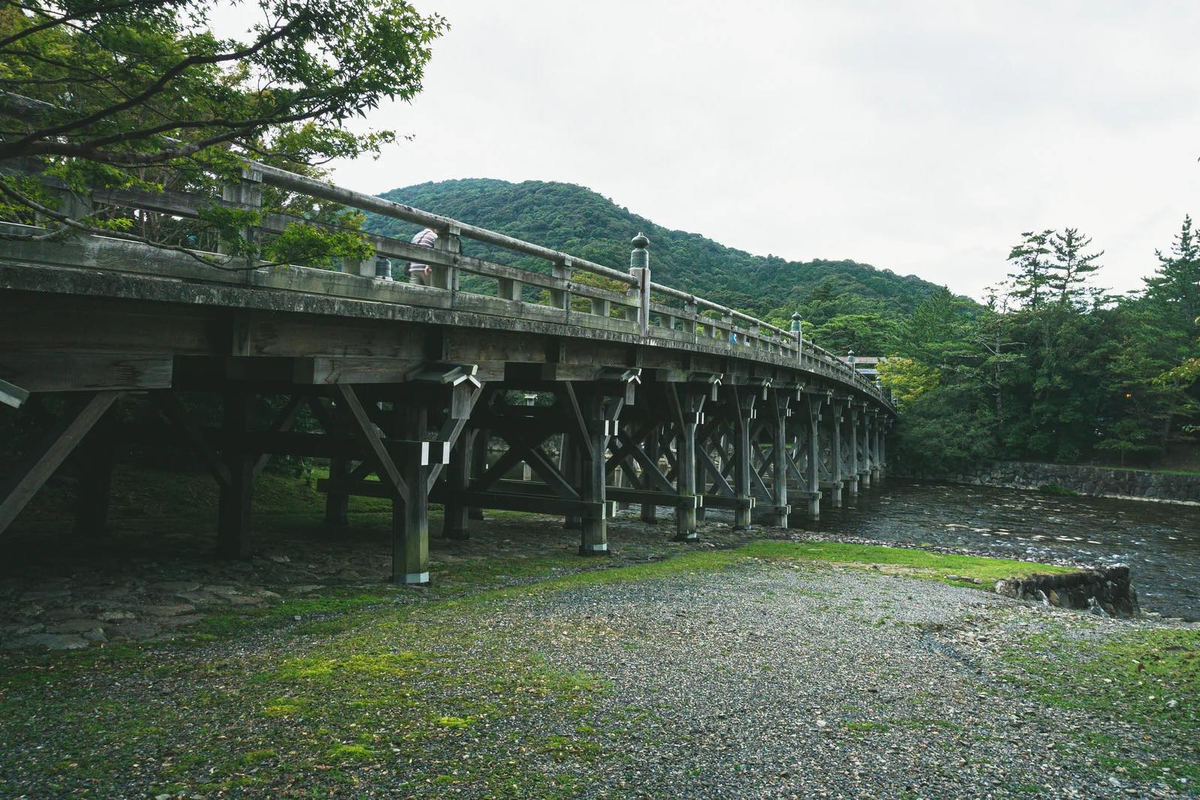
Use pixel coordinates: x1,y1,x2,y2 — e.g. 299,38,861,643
630,233,651,336
551,257,572,322
220,165,263,277
432,223,461,301
791,312,803,364
683,299,697,338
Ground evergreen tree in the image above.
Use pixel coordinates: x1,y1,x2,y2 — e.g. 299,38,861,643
1006,230,1053,310
1047,228,1104,307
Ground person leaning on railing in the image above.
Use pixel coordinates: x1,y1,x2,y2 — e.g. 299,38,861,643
407,227,438,285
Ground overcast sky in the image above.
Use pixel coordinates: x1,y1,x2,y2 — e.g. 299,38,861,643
328,0,1200,300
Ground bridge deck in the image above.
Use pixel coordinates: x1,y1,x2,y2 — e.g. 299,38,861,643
0,160,894,581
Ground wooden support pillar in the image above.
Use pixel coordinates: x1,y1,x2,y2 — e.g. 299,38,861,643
0,391,121,537
806,395,822,519
325,458,350,527
671,386,703,542
560,434,581,530
577,393,608,556
468,429,487,521
392,404,431,584
846,405,860,497
859,405,872,490
72,401,119,538
768,391,789,527
218,392,253,559
829,405,843,508
639,424,658,524
731,387,753,530
443,429,472,540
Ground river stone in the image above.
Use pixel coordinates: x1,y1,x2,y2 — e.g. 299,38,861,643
141,603,196,617
7,633,88,650
98,610,136,622
150,581,201,593
107,621,162,640
47,618,106,634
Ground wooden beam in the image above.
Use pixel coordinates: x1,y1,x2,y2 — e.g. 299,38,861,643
0,352,171,392
0,391,120,536
0,377,29,409
156,392,231,489
334,384,408,504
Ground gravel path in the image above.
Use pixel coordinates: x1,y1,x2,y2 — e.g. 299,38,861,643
2,554,1194,798
487,562,1193,798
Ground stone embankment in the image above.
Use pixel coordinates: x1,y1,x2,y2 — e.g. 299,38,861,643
994,565,1139,618
902,461,1200,505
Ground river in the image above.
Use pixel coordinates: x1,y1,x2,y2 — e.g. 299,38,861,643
792,480,1200,621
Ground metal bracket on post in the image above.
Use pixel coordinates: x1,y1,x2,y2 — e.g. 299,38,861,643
630,233,651,337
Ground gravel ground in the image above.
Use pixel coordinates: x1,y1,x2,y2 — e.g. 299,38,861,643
1,554,1195,798
484,563,1195,799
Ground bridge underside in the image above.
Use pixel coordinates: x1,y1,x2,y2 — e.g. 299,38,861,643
0,267,891,583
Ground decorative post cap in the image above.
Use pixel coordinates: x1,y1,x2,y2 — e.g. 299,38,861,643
632,232,649,248
791,311,802,321
847,349,856,365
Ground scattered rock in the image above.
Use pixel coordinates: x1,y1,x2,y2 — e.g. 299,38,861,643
6,633,88,650
46,618,106,634
150,581,201,593
98,610,136,622
142,603,196,617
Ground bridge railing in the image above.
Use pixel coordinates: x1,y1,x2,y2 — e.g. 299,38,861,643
3,154,891,408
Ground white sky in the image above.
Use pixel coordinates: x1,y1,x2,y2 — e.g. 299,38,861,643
327,0,1200,300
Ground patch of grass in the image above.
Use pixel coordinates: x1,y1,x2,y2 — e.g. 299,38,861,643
1004,627,1200,766
732,540,1070,585
326,743,374,762
1038,483,1079,497
434,715,472,729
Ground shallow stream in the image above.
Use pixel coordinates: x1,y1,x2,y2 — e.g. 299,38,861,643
797,480,1199,620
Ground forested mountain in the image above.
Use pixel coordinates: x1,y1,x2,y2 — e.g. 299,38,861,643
366,178,960,349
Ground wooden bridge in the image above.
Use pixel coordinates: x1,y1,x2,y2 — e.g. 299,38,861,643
0,162,895,584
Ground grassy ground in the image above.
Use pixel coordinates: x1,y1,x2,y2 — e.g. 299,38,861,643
2,466,1193,796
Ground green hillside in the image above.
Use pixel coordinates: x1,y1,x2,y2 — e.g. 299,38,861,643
365,179,963,350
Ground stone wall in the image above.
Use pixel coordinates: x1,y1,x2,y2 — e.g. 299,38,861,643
995,566,1139,618
900,461,1200,505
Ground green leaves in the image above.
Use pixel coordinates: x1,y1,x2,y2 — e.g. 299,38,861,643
264,221,373,270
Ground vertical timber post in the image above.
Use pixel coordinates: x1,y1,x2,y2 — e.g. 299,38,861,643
732,386,753,530
468,429,487,521
72,400,119,537
220,165,264,279
630,233,651,337
444,429,471,540
325,457,350,527
394,403,430,584
806,394,821,519
218,392,253,558
578,390,609,556
829,402,843,508
640,424,659,523
769,391,789,527
673,386,701,542
846,404,860,497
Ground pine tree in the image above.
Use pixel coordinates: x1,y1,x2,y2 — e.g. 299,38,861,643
1146,215,1200,325
1006,230,1054,310
1047,228,1104,307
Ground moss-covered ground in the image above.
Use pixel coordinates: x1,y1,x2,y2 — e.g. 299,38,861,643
1,467,1193,796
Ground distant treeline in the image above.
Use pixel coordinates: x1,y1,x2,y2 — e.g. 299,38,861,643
367,179,1199,472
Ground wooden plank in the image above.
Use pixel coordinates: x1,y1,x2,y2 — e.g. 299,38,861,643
0,352,172,392
0,391,120,535
0,378,29,409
